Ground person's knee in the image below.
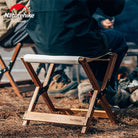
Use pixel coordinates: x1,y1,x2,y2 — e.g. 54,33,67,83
103,29,127,50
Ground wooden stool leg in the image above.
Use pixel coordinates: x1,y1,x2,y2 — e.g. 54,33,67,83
23,86,41,126
79,60,100,133
81,90,98,133
100,53,117,124
101,53,117,90
41,64,57,112
79,55,117,133
21,62,57,125
21,58,57,112
100,96,116,124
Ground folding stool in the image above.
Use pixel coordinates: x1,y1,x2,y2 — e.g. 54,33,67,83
21,52,117,133
0,43,36,97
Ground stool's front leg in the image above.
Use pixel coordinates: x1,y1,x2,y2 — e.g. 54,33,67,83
81,90,98,134
23,86,41,126
21,57,57,110
100,96,116,124
21,58,57,125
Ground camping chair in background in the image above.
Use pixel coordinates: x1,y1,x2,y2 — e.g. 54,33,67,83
127,42,138,68
0,43,41,97
0,43,22,97
21,52,117,133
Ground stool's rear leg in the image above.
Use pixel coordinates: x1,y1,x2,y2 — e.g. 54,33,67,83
101,53,117,91
41,64,57,112
100,53,117,124
79,55,117,133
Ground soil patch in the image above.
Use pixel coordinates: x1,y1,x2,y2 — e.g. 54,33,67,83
0,86,138,138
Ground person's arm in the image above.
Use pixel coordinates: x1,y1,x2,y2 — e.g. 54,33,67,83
93,9,114,29
93,9,107,23
98,0,125,16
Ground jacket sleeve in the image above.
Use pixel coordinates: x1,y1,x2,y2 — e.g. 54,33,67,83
93,9,107,28
93,9,107,22
98,0,125,16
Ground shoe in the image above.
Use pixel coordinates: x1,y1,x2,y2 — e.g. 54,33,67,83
48,70,78,95
78,80,116,104
65,88,78,99
78,79,93,103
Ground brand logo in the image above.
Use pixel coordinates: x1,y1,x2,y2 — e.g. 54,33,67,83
9,4,29,14
4,4,34,19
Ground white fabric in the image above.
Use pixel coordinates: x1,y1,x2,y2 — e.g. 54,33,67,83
23,54,80,65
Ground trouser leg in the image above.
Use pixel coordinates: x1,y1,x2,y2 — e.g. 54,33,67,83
89,29,128,105
103,29,128,89
0,20,33,48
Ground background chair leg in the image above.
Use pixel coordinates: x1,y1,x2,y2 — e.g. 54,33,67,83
0,55,22,97
5,71,22,98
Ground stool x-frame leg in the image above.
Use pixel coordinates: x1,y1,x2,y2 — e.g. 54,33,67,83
21,53,117,133
0,43,22,97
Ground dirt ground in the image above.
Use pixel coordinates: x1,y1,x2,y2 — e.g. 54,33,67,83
0,85,138,138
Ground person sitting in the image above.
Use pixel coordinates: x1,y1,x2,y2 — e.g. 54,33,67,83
25,0,129,106
0,0,78,95
92,1,138,107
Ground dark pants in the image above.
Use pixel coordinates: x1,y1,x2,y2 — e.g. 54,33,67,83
104,29,128,86
92,29,128,87
55,29,128,88
90,29,128,105
0,20,33,48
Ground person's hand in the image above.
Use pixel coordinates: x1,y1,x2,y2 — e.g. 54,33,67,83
101,19,114,29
